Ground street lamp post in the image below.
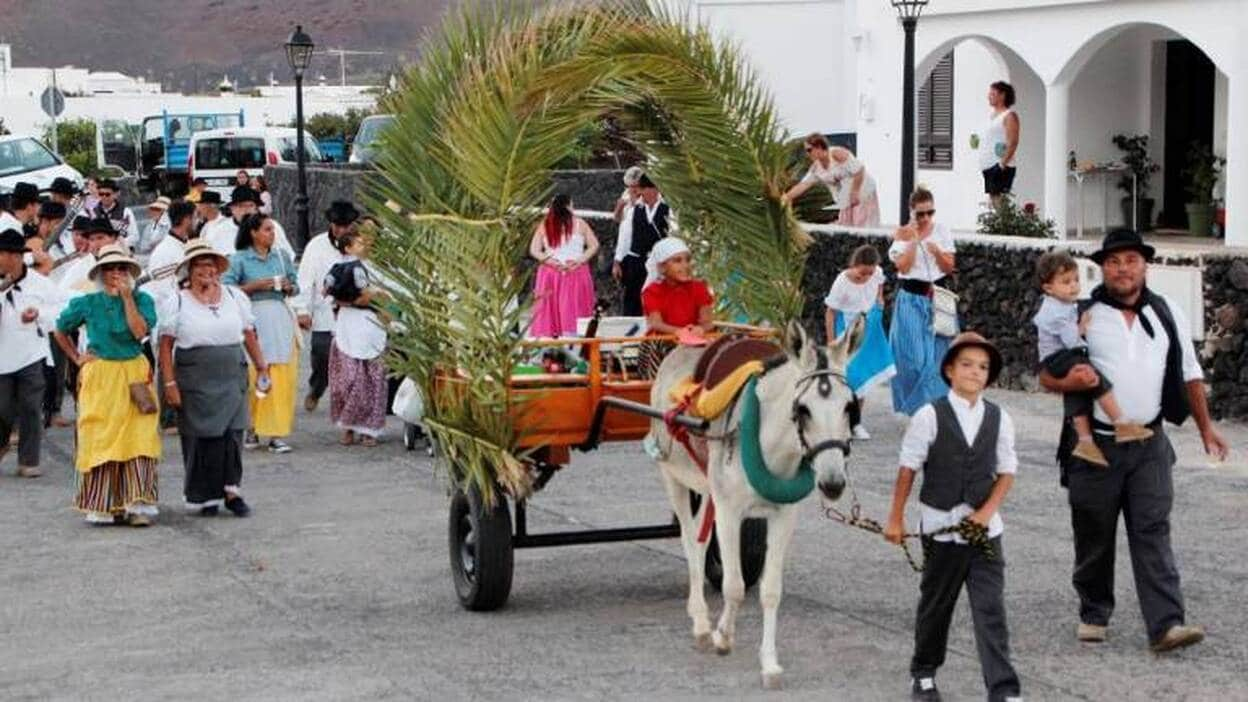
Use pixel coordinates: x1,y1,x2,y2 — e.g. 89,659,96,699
285,25,315,250
892,0,928,225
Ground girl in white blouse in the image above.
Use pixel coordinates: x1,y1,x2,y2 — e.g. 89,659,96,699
824,245,895,439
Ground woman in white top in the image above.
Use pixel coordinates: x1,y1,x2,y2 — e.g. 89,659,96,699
888,188,958,415
782,133,881,227
158,239,268,517
978,81,1020,207
528,193,600,338
825,244,896,439
325,220,390,446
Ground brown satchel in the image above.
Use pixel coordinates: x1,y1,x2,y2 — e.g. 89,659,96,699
129,380,158,414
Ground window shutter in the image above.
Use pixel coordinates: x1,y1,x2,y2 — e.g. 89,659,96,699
918,52,955,169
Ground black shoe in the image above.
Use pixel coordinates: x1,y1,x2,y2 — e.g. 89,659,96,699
225,496,251,517
911,677,941,701
199,505,220,517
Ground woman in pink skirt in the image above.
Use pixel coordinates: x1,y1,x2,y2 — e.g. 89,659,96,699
528,193,600,337
781,133,881,227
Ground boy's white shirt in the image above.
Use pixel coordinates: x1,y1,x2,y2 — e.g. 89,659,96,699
898,390,1017,543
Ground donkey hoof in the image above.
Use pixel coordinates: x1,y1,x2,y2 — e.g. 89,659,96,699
693,632,714,652
713,630,734,655
761,670,784,690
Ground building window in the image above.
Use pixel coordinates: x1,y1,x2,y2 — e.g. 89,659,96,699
918,51,954,170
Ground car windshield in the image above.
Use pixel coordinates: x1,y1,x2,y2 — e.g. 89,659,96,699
194,137,266,169
355,116,394,146
278,137,322,162
0,138,62,177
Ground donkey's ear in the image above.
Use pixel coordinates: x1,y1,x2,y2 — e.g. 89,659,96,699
829,313,867,367
786,319,808,360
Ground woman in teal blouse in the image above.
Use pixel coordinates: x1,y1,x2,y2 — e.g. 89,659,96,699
222,214,300,453
53,244,163,526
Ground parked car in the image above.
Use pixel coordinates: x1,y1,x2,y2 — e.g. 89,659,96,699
348,114,395,165
139,110,245,191
0,134,84,195
188,127,325,196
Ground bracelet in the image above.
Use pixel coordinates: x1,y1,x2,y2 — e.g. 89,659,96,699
165,381,178,387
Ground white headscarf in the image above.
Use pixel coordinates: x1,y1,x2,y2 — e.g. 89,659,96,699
644,236,690,286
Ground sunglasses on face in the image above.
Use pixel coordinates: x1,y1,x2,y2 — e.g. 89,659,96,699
98,191,115,198
914,209,936,219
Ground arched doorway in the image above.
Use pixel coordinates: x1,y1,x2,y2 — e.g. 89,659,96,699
911,36,1046,232
1056,22,1229,233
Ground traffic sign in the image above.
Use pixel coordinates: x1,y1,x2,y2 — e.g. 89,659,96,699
40,86,65,118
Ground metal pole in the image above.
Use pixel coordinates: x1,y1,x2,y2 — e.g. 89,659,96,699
50,69,59,155
294,71,310,251
899,17,917,225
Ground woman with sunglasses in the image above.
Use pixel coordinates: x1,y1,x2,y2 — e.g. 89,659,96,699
888,187,958,415
781,133,880,227
53,244,162,526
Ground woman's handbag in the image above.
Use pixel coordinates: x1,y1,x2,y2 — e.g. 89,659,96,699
129,380,158,414
931,285,959,338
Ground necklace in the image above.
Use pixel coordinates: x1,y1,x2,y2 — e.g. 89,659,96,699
191,285,222,317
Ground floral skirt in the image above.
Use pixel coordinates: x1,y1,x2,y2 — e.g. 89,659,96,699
329,344,387,436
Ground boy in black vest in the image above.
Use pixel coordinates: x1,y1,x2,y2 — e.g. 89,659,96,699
885,332,1021,702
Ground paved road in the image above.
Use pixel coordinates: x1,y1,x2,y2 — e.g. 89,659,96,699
1,380,1245,701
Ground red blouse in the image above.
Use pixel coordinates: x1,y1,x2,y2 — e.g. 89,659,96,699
642,278,713,327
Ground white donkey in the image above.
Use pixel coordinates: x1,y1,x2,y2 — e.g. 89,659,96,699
649,320,863,689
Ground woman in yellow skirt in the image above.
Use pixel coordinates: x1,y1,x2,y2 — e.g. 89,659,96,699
222,213,300,453
53,244,162,526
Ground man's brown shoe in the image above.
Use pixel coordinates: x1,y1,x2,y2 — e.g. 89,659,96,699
16,465,42,478
1077,623,1107,643
304,395,319,412
1151,624,1204,652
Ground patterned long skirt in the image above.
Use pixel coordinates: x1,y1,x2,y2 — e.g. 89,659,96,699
73,356,161,518
329,344,387,436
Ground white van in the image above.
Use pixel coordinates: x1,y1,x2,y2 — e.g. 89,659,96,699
0,134,84,195
188,127,324,195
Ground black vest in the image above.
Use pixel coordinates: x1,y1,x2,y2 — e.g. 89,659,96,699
628,202,670,258
919,397,1001,511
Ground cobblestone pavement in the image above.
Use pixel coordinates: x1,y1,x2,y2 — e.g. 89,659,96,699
1,382,1245,701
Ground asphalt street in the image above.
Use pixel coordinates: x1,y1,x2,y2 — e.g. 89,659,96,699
1,378,1245,701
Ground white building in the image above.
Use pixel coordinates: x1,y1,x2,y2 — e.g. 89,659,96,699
671,0,1244,246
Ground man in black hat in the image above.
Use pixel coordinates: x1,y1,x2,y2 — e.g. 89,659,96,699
612,174,676,315
1040,229,1228,653
0,227,67,476
1,182,40,239
88,178,138,247
208,186,294,258
295,200,360,411
45,178,82,256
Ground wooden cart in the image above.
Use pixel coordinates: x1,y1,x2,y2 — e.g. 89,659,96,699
446,330,768,611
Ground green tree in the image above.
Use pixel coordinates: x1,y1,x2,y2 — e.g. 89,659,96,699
42,118,99,177
292,108,374,140
0,118,10,136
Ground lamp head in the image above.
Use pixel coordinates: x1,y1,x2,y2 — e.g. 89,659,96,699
285,25,315,75
890,0,929,20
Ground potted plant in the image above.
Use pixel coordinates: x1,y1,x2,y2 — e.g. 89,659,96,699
1112,134,1160,231
1182,141,1225,237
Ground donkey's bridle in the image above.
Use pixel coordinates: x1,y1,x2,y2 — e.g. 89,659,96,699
790,368,854,465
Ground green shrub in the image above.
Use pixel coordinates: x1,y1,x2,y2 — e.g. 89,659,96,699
977,196,1057,238
42,118,100,178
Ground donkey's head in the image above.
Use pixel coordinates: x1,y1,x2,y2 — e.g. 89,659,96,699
755,318,865,501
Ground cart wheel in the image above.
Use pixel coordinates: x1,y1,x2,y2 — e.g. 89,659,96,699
448,485,514,611
705,518,768,592
403,423,422,451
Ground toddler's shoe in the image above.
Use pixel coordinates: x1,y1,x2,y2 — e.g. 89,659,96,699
1072,439,1109,467
1114,422,1155,443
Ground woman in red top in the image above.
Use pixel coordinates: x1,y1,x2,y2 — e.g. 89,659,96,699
641,237,714,337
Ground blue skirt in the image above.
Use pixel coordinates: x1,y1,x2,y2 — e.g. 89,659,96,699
888,289,955,415
834,304,896,397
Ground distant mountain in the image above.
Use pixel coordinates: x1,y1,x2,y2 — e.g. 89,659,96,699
0,0,452,92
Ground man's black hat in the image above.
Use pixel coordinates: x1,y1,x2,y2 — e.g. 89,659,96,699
230,186,260,206
83,218,118,237
200,190,223,205
325,200,361,226
0,228,30,253
637,174,656,189
71,215,93,231
49,177,78,196
1089,228,1156,265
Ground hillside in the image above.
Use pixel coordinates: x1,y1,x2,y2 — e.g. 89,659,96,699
0,0,452,91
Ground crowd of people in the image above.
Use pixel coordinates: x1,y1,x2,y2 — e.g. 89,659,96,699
0,173,389,526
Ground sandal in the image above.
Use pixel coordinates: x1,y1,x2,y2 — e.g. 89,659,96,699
359,436,378,447
339,430,355,446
